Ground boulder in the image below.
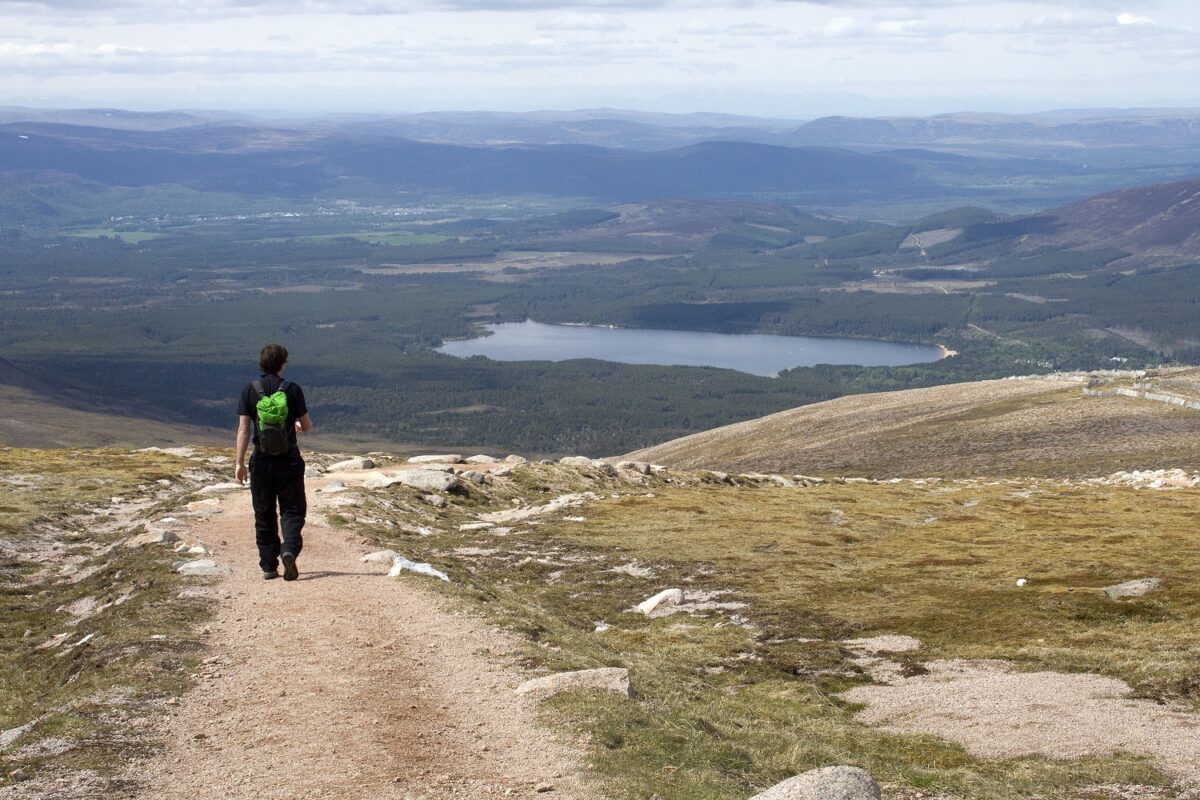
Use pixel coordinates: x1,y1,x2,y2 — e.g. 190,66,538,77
504,455,528,464
635,588,685,617
616,461,652,475
408,454,463,465
421,494,448,509
465,455,496,464
461,470,486,484
367,470,459,493
304,465,326,478
459,522,495,532
176,559,230,577
1104,577,1162,600
559,456,593,468
515,667,633,701
126,528,178,547
591,461,618,477
749,767,880,800
327,457,374,472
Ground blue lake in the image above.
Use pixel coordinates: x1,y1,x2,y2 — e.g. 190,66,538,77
437,320,946,377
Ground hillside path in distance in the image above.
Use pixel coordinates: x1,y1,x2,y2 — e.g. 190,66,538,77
132,483,584,800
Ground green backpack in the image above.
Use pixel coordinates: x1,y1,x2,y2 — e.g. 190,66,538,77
253,379,290,456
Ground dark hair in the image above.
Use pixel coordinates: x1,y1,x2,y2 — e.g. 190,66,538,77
258,343,288,375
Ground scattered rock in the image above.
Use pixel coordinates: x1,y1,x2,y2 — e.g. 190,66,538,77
408,454,463,464
504,455,528,464
8,767,31,782
1104,577,1162,601
616,461,652,475
388,556,450,582
304,465,326,477
186,544,209,556
465,454,496,464
421,493,448,508
459,522,496,532
749,766,881,800
327,457,375,471
634,588,685,617
461,470,486,484
515,667,633,701
324,480,347,492
367,470,460,493
197,482,244,495
558,456,593,467
126,528,179,547
360,550,400,563
186,498,221,512
176,559,230,577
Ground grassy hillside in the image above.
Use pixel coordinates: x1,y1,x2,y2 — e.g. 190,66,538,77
625,369,1200,477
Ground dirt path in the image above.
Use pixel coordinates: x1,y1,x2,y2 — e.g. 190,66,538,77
133,484,585,800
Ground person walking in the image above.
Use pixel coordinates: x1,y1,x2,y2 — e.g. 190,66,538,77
235,343,314,581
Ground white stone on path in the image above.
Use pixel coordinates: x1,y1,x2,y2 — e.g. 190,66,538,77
464,455,496,464
749,766,881,800
515,667,633,701
634,588,685,617
459,522,496,532
126,528,179,548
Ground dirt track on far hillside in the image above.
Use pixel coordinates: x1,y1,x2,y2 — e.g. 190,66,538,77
130,484,584,800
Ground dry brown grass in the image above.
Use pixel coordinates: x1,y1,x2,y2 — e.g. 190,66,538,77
626,374,1200,478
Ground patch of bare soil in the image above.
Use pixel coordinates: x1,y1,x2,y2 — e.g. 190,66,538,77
843,659,1200,785
130,486,585,800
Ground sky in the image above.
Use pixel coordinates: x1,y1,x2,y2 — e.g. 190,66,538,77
1,0,1198,118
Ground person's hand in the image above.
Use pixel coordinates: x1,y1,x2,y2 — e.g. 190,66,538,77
295,421,304,434
236,463,248,484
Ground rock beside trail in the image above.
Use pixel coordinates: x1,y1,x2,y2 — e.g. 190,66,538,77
408,454,464,465
465,454,496,464
461,470,486,484
634,588,685,617
749,767,881,800
1104,577,1162,600
515,667,633,701
504,455,528,464
327,457,375,471
616,461,652,475
305,465,325,477
421,494,448,508
127,528,178,547
197,482,244,496
460,522,495,532
360,550,400,563
367,470,460,493
176,559,230,577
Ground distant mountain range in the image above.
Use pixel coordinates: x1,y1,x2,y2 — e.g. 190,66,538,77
5,105,1197,158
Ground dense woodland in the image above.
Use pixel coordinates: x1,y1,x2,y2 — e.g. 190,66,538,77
0,184,1193,454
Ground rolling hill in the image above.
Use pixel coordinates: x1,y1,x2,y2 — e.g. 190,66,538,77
624,369,1200,477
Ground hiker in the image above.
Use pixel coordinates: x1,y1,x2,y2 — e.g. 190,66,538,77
235,343,314,581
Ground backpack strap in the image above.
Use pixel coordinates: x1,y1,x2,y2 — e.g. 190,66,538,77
278,379,289,393
252,379,266,399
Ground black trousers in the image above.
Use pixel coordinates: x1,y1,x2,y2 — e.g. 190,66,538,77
249,452,306,573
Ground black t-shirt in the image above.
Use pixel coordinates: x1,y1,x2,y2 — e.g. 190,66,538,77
237,374,308,456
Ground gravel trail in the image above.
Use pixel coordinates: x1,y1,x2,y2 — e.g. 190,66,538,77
133,484,584,800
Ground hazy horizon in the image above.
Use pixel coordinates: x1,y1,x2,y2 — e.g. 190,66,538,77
3,1,1199,118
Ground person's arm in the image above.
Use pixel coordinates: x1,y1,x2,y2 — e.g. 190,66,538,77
235,415,252,484
296,413,314,434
